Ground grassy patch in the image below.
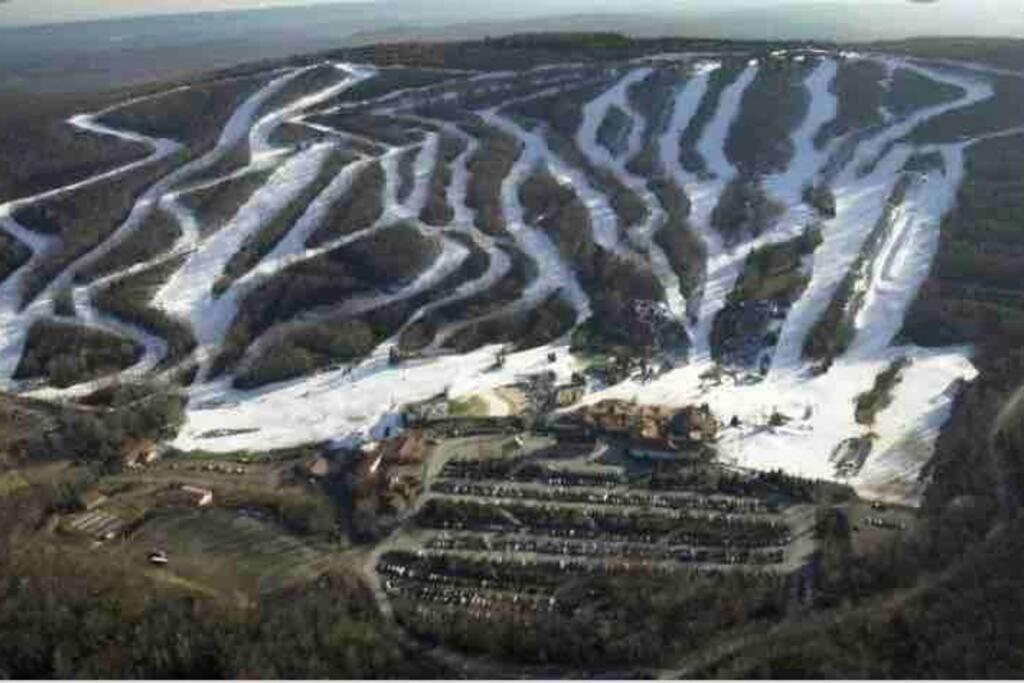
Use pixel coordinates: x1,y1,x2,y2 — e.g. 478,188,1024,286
448,395,490,417
129,508,331,597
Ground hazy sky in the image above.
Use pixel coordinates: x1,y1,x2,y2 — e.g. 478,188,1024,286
0,0,1021,29
1,0,352,25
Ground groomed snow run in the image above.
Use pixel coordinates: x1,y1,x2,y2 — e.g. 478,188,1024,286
1,52,1009,509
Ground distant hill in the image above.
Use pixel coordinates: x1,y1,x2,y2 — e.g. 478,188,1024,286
3,1,1023,94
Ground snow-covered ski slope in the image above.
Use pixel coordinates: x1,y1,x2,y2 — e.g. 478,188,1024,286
0,49,1009,504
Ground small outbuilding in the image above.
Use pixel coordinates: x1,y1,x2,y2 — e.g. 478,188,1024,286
168,485,214,508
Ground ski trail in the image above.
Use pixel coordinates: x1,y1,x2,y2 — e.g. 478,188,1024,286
0,51,1005,508
764,58,839,206
153,144,335,372
577,67,692,322
662,62,759,363
77,64,376,382
844,145,966,361
769,58,994,377
181,157,376,374
529,109,627,254
577,67,652,167
0,65,353,388
321,236,465,320
393,122,514,346
242,233,468,366
769,150,911,377
250,63,376,160
838,57,992,184
211,136,451,375
403,132,440,217
0,92,185,381
0,86,187,212
480,110,591,321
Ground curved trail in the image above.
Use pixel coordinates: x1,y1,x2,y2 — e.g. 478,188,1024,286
576,66,691,321
580,54,998,505
659,61,760,363
389,120,515,349
0,86,196,382
0,51,1008,507
769,57,995,377
0,63,374,389
478,110,592,322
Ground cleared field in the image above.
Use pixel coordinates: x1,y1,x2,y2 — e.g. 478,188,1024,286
128,508,331,596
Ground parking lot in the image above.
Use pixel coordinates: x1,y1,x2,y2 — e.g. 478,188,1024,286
377,432,819,624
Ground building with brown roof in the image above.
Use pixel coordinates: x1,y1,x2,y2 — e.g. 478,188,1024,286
123,439,158,469
575,400,718,456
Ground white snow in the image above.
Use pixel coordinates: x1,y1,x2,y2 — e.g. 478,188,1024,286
0,52,1007,507
153,144,334,369
763,58,839,206
480,110,592,321
846,147,965,361
399,122,514,345
175,341,578,452
661,62,759,362
575,67,690,321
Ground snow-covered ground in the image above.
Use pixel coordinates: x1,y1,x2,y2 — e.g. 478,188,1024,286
661,61,759,362
178,341,579,450
576,66,690,320
0,52,1006,506
577,55,993,505
480,110,591,321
